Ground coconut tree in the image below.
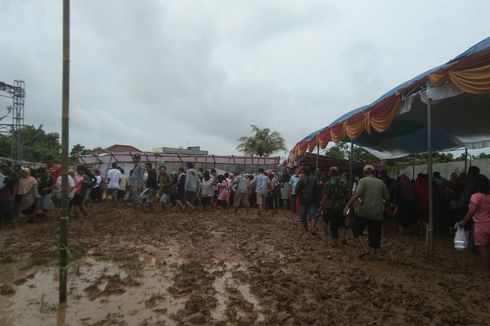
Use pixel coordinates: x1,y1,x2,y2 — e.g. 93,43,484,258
236,125,287,157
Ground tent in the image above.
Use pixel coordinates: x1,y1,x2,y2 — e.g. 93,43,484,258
290,37,490,160
290,37,490,255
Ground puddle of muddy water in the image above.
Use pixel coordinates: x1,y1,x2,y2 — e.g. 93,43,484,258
1,244,186,326
211,263,265,323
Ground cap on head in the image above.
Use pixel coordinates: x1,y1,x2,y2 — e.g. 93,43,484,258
363,164,375,174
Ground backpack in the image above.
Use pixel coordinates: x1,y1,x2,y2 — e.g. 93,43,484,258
84,168,97,187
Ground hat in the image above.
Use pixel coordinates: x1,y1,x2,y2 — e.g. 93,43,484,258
363,164,375,173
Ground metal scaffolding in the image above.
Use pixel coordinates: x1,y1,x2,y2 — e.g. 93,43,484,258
0,80,25,163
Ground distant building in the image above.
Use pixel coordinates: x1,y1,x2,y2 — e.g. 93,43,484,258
91,144,143,154
153,146,208,156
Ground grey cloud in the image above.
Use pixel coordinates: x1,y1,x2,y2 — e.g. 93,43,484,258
1,0,489,159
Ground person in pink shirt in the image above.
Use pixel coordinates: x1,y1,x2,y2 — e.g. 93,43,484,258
459,174,490,269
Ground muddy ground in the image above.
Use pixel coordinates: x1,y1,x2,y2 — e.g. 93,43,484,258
1,203,489,325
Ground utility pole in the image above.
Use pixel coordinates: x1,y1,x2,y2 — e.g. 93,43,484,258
59,0,70,304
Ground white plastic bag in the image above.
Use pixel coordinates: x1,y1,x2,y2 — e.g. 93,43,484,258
454,225,468,250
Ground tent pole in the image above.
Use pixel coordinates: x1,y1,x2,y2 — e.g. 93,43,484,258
59,0,70,304
349,141,353,186
315,146,319,175
412,154,416,180
427,98,434,256
464,147,468,173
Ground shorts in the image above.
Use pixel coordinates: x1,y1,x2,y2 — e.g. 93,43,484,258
233,192,249,207
184,191,197,204
130,189,142,203
299,204,317,223
325,209,345,239
107,188,119,200
117,190,126,202
352,215,383,249
474,222,490,247
160,194,170,204
257,193,267,206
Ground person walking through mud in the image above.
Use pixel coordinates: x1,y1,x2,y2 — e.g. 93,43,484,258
295,166,320,232
106,162,121,208
200,170,215,212
344,164,390,258
458,174,490,270
158,165,173,212
71,167,90,218
174,167,186,212
184,162,200,213
128,153,145,218
231,171,250,214
142,162,157,212
252,168,270,217
289,168,299,212
321,166,349,246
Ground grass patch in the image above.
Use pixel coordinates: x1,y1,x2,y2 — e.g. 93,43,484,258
177,261,202,272
119,260,144,276
20,257,51,271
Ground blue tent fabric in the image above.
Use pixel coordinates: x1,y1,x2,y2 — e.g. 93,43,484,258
295,37,490,158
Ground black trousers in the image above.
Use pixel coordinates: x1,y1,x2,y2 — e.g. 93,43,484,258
352,215,383,249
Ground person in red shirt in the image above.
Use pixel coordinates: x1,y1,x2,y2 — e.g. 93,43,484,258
44,156,61,185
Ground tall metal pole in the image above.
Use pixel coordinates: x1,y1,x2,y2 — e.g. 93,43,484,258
315,145,319,175
412,154,416,180
427,98,434,256
464,147,468,173
59,0,70,304
349,141,353,186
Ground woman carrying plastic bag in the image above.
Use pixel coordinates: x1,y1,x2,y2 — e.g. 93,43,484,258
458,175,490,270
454,224,469,250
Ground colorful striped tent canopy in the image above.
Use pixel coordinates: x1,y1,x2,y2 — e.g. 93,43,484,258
290,37,490,160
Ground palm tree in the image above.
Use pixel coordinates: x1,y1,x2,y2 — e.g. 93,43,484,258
236,125,287,157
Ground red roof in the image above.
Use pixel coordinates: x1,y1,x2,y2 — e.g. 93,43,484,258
103,144,143,153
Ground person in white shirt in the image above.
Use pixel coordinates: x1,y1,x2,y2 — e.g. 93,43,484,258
106,162,121,207
55,169,75,216
252,168,270,217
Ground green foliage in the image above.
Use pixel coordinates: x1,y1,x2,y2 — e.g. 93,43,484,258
476,152,490,159
324,143,347,160
0,125,61,162
70,143,91,161
236,124,287,157
324,142,378,163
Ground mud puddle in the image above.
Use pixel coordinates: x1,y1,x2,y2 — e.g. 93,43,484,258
211,263,265,323
1,249,185,325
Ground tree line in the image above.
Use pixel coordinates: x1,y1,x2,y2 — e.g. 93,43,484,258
0,125,90,163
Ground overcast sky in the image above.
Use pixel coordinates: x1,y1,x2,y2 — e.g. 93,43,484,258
0,1,489,157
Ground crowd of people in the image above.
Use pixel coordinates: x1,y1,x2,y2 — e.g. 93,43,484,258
0,153,488,269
